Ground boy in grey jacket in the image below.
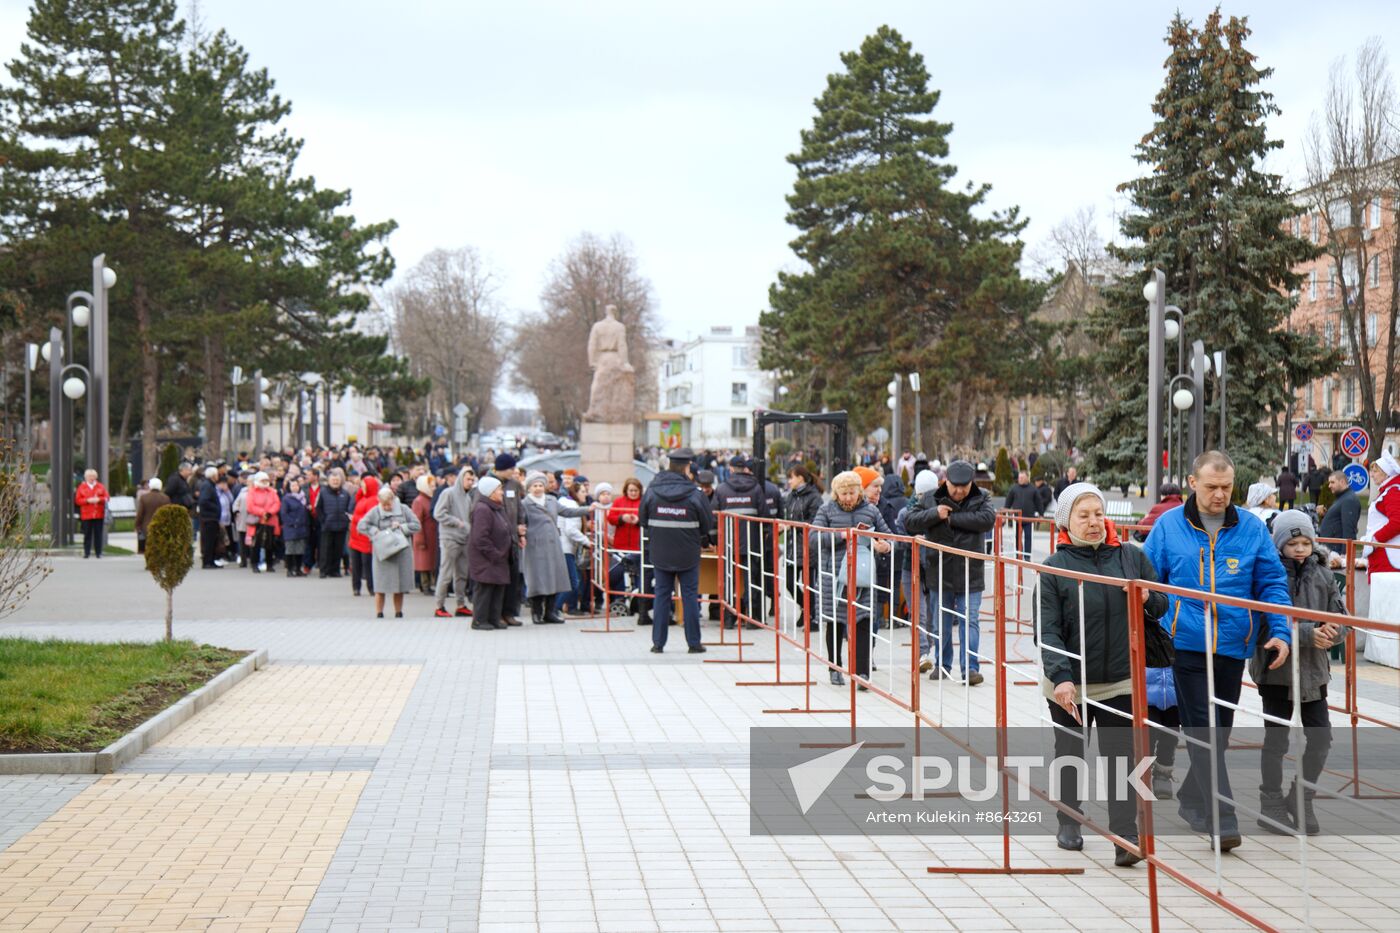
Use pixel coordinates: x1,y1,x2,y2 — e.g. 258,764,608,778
1249,510,1345,835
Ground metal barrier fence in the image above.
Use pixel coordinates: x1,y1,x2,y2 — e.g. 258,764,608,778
701,508,1400,933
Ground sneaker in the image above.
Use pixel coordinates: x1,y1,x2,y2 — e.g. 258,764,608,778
455,607,473,617
688,645,707,654
918,655,933,673
434,608,451,618
1152,765,1174,801
213,559,225,568
928,668,943,681
967,671,984,686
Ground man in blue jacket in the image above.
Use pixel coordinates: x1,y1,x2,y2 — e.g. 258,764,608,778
1144,450,1292,851
640,449,715,654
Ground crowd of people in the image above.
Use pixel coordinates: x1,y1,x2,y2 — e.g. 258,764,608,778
78,434,1379,868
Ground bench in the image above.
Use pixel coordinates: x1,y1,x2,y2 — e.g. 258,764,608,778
1104,500,1135,522
107,495,136,520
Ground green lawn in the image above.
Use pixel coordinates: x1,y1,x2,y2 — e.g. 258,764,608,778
0,639,244,753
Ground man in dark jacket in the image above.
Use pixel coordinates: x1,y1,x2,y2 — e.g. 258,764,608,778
1052,466,1078,500
1004,470,1040,558
1319,470,1361,541
315,469,355,578
640,449,714,654
492,453,528,626
1033,476,1053,517
165,462,195,532
197,467,224,569
904,460,996,684
712,456,769,629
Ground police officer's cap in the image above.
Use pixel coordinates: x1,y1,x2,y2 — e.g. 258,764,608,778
668,447,697,463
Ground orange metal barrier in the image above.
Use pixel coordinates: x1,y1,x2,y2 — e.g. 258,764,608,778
707,508,1400,933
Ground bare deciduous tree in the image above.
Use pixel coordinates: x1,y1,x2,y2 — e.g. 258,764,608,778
1303,37,1400,443
0,439,51,620
389,247,505,438
515,233,658,434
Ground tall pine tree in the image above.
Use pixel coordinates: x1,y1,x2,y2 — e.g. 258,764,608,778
761,26,1043,444
1085,11,1334,487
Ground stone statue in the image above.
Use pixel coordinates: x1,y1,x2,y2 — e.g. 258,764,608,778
584,305,636,422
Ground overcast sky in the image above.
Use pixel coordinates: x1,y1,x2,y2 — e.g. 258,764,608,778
2,0,1397,344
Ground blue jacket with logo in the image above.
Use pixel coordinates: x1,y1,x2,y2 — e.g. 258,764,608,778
1142,497,1292,660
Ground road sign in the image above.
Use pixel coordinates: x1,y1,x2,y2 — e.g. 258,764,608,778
453,402,469,417
1341,425,1370,459
1344,462,1369,493
1041,427,1054,442
1294,422,1313,443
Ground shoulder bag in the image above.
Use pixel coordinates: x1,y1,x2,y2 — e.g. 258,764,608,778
372,509,410,562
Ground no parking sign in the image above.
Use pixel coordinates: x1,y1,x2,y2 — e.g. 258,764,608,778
1341,425,1370,460
1294,422,1313,443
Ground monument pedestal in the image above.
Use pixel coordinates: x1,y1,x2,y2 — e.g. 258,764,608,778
579,421,636,488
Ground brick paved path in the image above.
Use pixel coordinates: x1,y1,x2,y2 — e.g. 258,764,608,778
2,557,1398,932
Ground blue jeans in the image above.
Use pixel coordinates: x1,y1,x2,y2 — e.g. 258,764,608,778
928,589,982,674
557,553,582,611
653,564,702,650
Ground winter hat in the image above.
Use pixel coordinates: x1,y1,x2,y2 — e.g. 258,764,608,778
830,471,863,496
148,477,163,491
416,475,434,495
594,482,614,497
494,453,517,471
1053,482,1107,530
524,471,548,491
1246,482,1277,508
853,466,880,488
914,470,938,496
945,460,975,485
477,476,502,498
1272,509,1316,550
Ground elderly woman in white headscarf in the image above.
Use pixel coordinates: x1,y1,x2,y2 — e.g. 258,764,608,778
1363,451,1400,665
1245,481,1279,529
357,483,422,618
519,471,591,624
1038,482,1168,866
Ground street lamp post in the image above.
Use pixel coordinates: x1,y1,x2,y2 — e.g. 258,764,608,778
91,256,114,486
1190,340,1207,461
908,372,922,454
253,369,264,455
229,366,246,458
1212,350,1227,451
23,342,39,453
47,328,92,547
886,375,901,457
300,373,323,448
1145,270,1167,504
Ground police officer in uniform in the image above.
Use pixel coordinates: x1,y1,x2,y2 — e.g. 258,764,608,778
640,448,715,654
712,455,769,628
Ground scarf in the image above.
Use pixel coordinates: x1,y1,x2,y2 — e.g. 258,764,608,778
527,492,548,509
1067,531,1103,549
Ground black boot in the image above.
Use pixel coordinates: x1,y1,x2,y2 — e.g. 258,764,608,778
531,596,547,624
1257,786,1294,835
544,601,566,624
1114,834,1143,867
1288,779,1320,835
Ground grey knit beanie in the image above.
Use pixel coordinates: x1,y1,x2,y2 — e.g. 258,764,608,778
1054,482,1106,530
1271,509,1316,550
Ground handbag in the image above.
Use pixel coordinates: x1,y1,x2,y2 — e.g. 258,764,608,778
371,510,410,561
1119,548,1174,667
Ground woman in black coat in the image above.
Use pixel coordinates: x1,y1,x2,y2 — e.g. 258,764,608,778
1039,482,1167,867
782,466,823,632
468,477,513,630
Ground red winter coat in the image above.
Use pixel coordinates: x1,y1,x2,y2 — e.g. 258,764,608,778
411,492,438,572
348,475,381,554
1367,473,1400,577
245,485,282,536
74,481,109,521
607,494,642,552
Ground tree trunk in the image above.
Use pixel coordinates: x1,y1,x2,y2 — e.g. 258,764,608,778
165,588,173,642
203,334,226,460
115,389,134,468
135,280,160,479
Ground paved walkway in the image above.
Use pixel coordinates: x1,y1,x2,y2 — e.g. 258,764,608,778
2,554,1399,932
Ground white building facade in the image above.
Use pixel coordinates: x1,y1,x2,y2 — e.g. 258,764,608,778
654,325,774,450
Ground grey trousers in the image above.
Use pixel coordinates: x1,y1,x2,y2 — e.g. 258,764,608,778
435,537,472,609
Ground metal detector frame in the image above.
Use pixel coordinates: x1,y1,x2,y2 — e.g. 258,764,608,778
751,408,849,483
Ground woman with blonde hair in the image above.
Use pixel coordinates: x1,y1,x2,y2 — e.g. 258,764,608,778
357,484,422,618
809,471,892,687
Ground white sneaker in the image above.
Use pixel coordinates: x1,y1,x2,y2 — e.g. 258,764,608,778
259,563,268,572
213,560,225,568
918,655,932,673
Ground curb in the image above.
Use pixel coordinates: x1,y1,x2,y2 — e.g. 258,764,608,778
0,648,269,775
